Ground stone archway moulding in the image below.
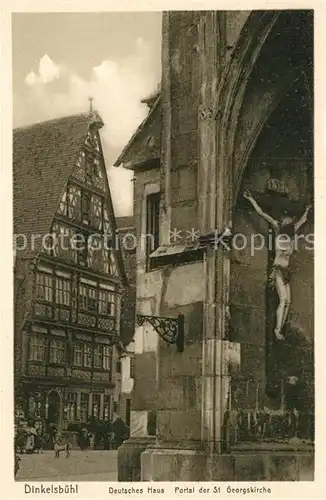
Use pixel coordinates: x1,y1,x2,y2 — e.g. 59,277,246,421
233,69,312,201
215,11,312,211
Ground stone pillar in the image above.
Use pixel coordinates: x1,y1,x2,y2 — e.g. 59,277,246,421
198,11,236,456
88,392,92,417
45,393,49,420
76,392,81,420
140,12,240,481
117,180,160,480
100,394,104,420
117,321,157,481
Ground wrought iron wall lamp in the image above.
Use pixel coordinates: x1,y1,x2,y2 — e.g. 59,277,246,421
136,313,184,352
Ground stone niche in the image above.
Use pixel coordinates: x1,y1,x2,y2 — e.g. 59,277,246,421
228,76,314,446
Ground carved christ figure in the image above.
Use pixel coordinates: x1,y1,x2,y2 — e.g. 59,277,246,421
243,189,312,341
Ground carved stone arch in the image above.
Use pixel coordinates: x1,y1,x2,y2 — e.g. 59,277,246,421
216,10,313,206
233,69,312,201
216,11,280,193
46,389,63,427
226,11,314,411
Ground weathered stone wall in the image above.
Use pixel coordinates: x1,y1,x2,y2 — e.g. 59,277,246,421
225,11,250,52
168,11,202,235
119,103,161,168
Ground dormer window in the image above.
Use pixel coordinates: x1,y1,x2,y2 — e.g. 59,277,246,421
146,192,160,270
85,131,93,148
86,157,93,183
75,232,88,266
85,130,100,152
93,158,100,177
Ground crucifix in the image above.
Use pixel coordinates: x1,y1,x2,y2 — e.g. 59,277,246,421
243,184,312,402
243,187,312,341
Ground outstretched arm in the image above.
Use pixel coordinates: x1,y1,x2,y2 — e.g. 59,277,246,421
243,190,278,229
294,205,312,232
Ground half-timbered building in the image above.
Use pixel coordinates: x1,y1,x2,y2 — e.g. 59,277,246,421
14,110,128,433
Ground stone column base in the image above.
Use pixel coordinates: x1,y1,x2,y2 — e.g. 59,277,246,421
117,437,156,482
141,447,314,481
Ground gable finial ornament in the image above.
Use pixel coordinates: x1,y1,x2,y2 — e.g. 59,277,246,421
88,96,94,112
87,97,104,130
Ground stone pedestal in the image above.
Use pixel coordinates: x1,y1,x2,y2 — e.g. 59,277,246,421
140,337,240,481
141,447,314,481
118,436,156,482
117,358,157,481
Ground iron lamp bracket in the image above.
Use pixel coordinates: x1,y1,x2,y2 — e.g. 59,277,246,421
136,313,184,352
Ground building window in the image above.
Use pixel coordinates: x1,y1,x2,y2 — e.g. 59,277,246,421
146,192,160,265
74,341,92,368
84,343,93,368
73,341,83,366
49,338,65,364
99,290,115,316
92,394,101,419
79,284,97,313
94,345,103,369
103,395,110,421
58,190,68,216
76,233,88,266
81,190,91,224
67,393,77,421
80,393,88,422
103,346,112,371
88,288,97,312
36,273,53,302
91,194,103,230
116,360,121,373
29,335,47,362
55,278,71,306
93,157,101,176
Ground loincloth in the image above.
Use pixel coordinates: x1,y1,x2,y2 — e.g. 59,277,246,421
268,265,290,289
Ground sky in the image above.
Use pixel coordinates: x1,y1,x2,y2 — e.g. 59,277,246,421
12,13,162,216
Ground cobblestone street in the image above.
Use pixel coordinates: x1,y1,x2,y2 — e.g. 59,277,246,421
16,451,118,481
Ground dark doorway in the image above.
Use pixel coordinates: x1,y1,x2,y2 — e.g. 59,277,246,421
47,391,61,427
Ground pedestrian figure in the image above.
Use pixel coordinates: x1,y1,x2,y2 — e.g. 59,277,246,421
89,432,95,450
79,427,89,450
34,429,44,454
111,413,128,449
15,454,21,477
25,423,36,453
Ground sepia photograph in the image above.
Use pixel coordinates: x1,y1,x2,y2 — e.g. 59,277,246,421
11,8,314,484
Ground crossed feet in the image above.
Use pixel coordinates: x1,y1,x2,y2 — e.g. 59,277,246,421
274,329,285,341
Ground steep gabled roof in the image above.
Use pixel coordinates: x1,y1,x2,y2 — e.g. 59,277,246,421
113,94,161,168
141,88,161,108
13,112,102,259
116,216,134,231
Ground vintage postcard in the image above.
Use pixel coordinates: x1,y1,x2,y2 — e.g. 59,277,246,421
1,0,325,498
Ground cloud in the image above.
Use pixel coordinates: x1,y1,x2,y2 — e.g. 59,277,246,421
25,54,63,86
22,40,160,216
